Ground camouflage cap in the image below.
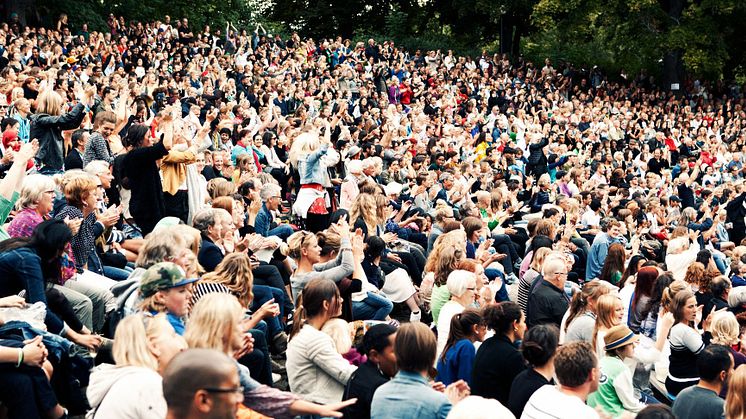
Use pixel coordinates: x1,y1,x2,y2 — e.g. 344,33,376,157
139,262,199,298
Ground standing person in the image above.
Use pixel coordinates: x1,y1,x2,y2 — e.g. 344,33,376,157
370,322,470,419
522,342,601,419
289,131,339,232
587,325,646,417
342,324,398,419
82,111,118,166
162,349,243,419
507,325,559,417
286,278,357,405
526,257,571,329
29,90,88,174
436,308,486,386
122,118,173,236
672,345,734,419
471,302,527,404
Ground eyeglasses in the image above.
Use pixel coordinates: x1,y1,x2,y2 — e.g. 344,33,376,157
554,272,569,277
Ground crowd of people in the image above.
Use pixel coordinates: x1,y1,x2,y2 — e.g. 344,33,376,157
2,10,746,419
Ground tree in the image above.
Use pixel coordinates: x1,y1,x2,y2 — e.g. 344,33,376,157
532,0,746,85
433,0,537,57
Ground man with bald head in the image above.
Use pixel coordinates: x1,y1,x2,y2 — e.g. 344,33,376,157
163,349,242,419
526,255,571,328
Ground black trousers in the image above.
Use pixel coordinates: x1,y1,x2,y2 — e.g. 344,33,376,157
0,349,58,419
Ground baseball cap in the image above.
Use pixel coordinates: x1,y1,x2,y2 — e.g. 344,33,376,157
139,262,199,298
604,325,639,351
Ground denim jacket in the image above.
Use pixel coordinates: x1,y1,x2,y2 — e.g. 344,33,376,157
297,144,334,185
370,370,452,419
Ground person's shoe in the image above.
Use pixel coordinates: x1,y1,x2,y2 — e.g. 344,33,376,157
513,258,523,272
506,273,519,285
409,310,421,322
272,373,282,383
271,331,288,355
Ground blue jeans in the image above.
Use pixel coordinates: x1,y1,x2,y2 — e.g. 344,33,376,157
352,292,393,321
268,224,294,240
251,285,284,338
103,265,131,282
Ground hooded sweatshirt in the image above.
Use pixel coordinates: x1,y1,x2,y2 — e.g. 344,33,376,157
86,364,166,419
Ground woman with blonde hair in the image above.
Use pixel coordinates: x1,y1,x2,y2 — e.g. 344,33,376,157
423,231,466,323
87,313,186,418
30,89,89,173
350,193,379,238
593,294,625,357
289,131,338,232
185,292,355,418
726,365,746,419
192,252,288,358
710,311,746,397
286,217,363,301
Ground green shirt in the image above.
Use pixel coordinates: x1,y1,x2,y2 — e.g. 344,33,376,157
431,285,452,324
587,356,629,418
0,192,20,241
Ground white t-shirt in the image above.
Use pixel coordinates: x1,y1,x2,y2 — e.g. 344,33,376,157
521,385,600,419
436,301,465,362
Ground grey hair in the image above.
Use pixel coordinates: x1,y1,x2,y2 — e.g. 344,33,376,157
259,183,282,201
17,174,56,210
192,209,219,234
135,229,188,268
446,270,476,298
84,160,111,177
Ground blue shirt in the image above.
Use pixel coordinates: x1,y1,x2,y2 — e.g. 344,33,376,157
585,233,621,281
436,339,476,386
254,204,273,237
371,370,452,419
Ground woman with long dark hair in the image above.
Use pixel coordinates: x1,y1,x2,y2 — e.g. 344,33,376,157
436,308,485,386
121,116,173,235
599,242,626,286
628,267,660,333
0,219,101,349
471,301,527,404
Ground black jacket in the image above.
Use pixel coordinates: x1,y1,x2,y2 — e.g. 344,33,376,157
29,103,86,170
471,334,526,404
342,361,389,419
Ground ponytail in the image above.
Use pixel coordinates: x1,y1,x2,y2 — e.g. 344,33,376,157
288,277,340,341
289,293,306,341
440,308,482,361
565,281,609,333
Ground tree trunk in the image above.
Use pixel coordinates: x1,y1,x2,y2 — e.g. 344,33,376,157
662,49,684,94
499,15,511,55
511,22,522,58
662,0,685,93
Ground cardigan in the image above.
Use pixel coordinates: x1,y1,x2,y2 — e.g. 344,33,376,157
286,324,357,404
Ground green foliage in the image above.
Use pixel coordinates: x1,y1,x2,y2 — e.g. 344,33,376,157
532,0,746,80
